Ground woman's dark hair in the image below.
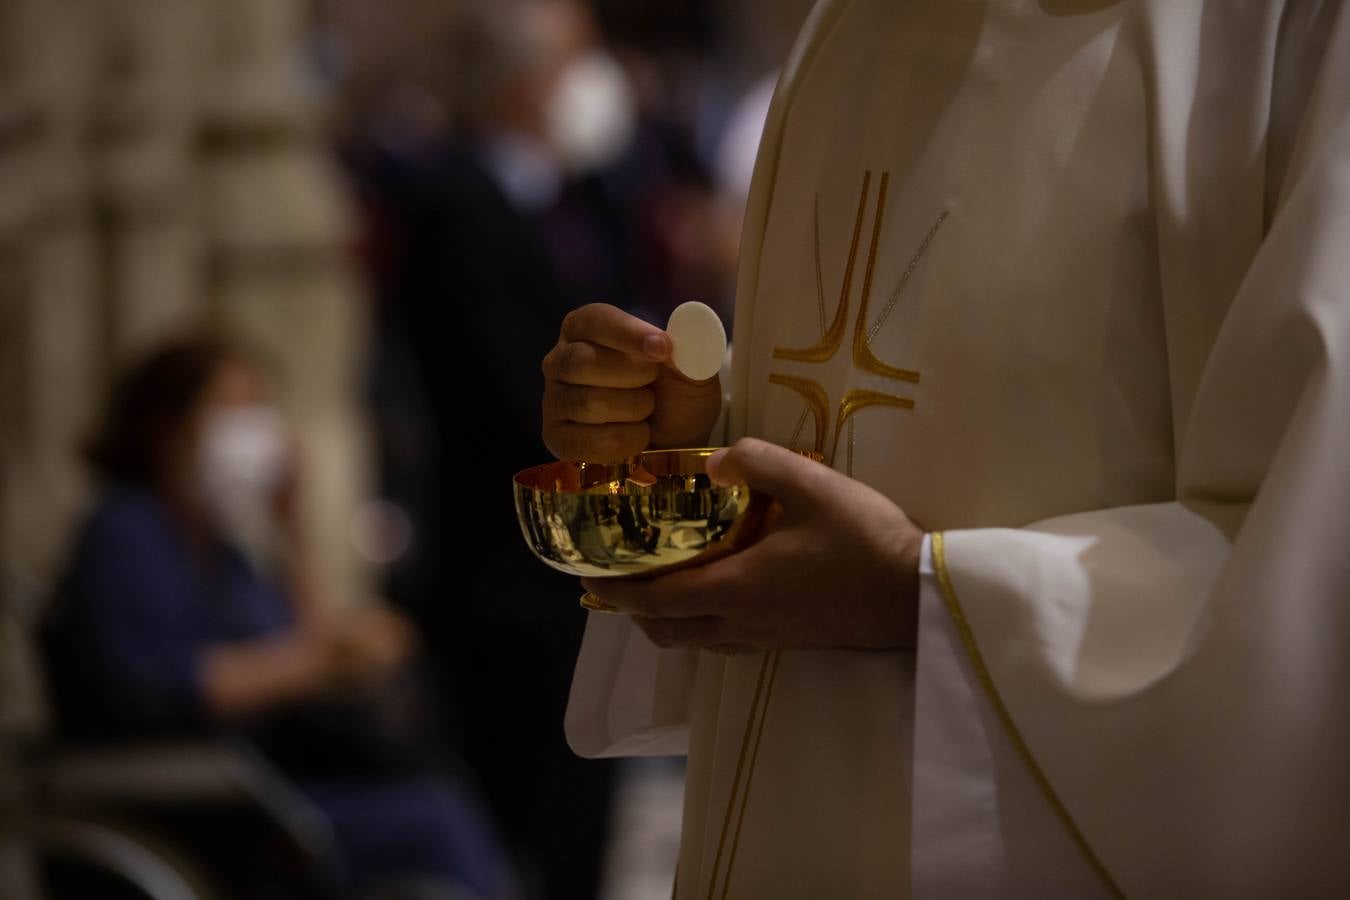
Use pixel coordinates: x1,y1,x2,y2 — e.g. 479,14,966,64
84,334,249,486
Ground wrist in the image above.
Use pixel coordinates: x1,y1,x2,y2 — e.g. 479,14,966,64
650,373,723,449
882,523,924,649
291,629,343,688
650,426,717,450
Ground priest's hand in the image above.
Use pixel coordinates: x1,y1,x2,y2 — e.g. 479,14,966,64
582,438,923,651
543,303,722,462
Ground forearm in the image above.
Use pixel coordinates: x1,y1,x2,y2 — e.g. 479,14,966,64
199,633,332,721
278,526,327,629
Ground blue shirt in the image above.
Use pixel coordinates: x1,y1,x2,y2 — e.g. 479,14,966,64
42,487,516,896
44,486,292,738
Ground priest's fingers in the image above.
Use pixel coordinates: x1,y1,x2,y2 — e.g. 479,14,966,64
542,340,661,389
630,615,733,650
561,303,671,360
707,437,829,508
544,421,651,463
580,556,743,619
544,381,655,425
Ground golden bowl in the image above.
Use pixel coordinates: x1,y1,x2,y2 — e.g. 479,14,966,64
513,448,763,581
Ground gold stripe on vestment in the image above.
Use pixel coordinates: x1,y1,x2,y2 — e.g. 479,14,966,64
716,650,783,900
773,173,872,363
705,651,774,898
769,374,830,457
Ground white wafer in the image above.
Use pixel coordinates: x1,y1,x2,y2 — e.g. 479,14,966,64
666,301,726,382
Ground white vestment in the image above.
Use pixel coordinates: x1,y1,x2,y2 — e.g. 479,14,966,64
568,1,1350,896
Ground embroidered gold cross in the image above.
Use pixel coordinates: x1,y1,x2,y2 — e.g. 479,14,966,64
769,171,947,469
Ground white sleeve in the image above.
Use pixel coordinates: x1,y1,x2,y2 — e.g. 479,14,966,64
910,533,1005,897
912,27,1350,890
564,611,698,758
563,349,735,759
911,534,1110,900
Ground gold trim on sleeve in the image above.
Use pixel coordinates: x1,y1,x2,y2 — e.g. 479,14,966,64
930,532,1127,900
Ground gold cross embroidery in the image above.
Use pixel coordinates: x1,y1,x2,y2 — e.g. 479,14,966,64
769,170,947,470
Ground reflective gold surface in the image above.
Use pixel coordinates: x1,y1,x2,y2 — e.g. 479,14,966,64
513,448,763,580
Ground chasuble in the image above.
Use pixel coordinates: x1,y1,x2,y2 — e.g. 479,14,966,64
568,0,1350,896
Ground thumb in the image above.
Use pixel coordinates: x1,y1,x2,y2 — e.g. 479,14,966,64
706,438,825,507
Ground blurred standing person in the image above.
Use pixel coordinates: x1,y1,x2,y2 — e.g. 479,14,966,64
340,2,639,896
452,0,726,324
42,335,516,900
455,0,641,308
709,71,778,318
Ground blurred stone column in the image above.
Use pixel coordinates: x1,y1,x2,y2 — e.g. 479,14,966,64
0,0,103,605
1,0,370,885
1,0,370,629
92,0,212,356
1,3,91,896
200,0,370,605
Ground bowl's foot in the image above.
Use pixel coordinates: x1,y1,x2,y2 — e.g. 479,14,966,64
580,592,622,614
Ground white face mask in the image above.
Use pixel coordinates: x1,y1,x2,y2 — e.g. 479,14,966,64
545,51,637,175
196,405,289,541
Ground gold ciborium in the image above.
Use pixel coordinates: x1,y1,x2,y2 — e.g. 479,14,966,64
513,448,765,610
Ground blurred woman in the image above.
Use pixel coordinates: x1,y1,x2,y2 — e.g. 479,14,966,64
42,334,515,900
